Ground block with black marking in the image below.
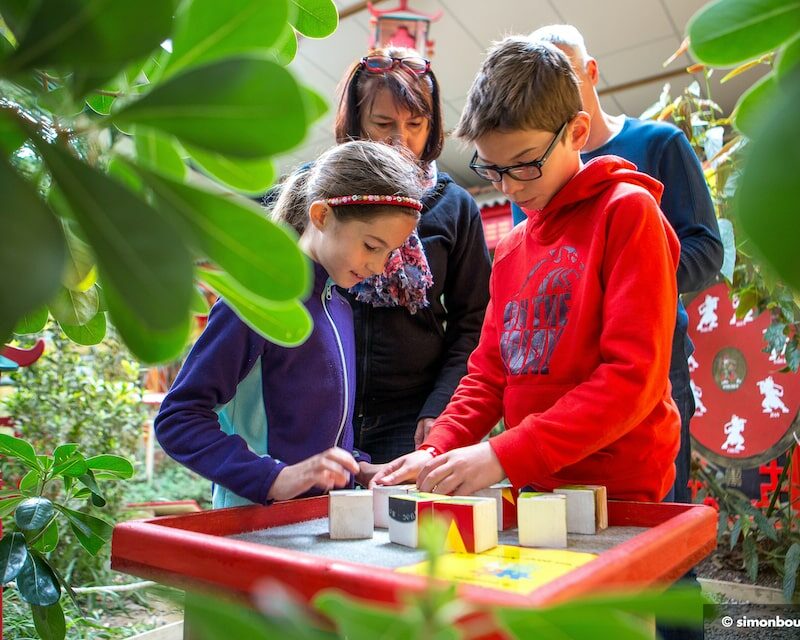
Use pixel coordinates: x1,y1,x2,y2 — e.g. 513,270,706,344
388,492,446,548
372,484,416,529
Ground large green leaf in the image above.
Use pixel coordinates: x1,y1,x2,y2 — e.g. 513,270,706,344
33,139,194,331
733,73,777,136
0,434,40,469
1,0,176,83
290,0,338,38
14,306,48,335
31,518,59,554
47,285,99,326
86,454,135,479
59,310,107,345
0,0,40,41
134,128,187,180
51,450,89,478
315,592,431,640
688,0,800,66
61,224,96,292
776,32,800,80
0,496,25,520
57,506,113,557
15,497,54,531
300,85,329,125
112,57,308,159
0,152,66,341
0,531,28,582
736,70,800,292
166,0,289,77
105,279,192,364
271,23,298,65
16,552,60,606
784,542,800,602
199,268,312,347
138,167,309,301
32,603,66,640
0,107,26,155
186,144,276,195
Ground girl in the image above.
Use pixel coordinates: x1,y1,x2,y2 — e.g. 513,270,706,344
333,48,492,463
155,141,425,507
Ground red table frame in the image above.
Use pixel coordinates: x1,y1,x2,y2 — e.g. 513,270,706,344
112,497,716,634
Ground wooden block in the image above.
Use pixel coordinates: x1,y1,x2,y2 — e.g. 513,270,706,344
472,482,517,530
584,485,608,531
517,492,567,548
329,490,373,539
388,492,446,548
433,496,498,553
372,484,416,528
554,486,600,534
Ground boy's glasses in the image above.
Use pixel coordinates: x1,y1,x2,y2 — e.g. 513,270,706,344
360,55,431,75
469,121,569,182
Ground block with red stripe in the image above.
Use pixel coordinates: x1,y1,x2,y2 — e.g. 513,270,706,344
432,496,498,553
472,482,518,530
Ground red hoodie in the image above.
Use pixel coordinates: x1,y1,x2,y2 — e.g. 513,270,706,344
424,156,681,502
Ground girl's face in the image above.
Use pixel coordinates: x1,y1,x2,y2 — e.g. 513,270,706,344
360,87,431,160
305,204,418,288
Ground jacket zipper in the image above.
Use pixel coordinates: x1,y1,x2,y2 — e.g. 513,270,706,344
323,281,348,447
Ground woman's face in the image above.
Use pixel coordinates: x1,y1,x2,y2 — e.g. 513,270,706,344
359,87,431,160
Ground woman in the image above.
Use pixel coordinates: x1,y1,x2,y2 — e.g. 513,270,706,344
333,47,491,463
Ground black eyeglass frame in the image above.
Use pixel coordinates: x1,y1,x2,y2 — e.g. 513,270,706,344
469,120,570,182
359,55,431,75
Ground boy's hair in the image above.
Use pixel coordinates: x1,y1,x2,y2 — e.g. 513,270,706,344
454,37,581,142
271,140,424,234
334,46,444,163
529,24,590,67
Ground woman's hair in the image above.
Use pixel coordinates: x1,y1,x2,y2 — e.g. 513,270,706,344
271,140,425,234
333,46,444,163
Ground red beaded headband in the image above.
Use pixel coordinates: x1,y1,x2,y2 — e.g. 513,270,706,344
323,194,423,212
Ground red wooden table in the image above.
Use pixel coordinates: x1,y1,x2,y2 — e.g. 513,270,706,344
112,497,716,636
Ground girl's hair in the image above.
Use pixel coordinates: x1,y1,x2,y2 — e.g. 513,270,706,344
333,46,444,163
271,140,425,234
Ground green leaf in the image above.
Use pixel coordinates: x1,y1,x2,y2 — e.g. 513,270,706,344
14,306,48,335
85,91,116,116
186,144,276,195
0,531,28,582
32,602,66,640
191,286,210,315
15,497,54,531
57,506,112,556
19,469,40,495
59,310,107,345
733,73,777,137
0,0,39,41
54,444,77,466
51,451,88,478
47,285,99,326
77,471,106,507
1,0,176,83
199,268,312,347
736,70,800,292
16,552,60,606
135,128,187,180
315,591,425,640
112,57,308,159
300,85,328,126
62,223,97,292
0,107,26,155
86,454,135,479
783,542,800,601
289,0,338,38
32,138,194,332
166,0,289,77
31,518,58,554
137,167,309,301
0,152,66,341
105,280,192,364
687,0,800,66
776,32,800,81
0,496,24,519
270,24,298,65
0,434,40,469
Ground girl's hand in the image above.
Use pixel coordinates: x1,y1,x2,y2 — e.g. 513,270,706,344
369,449,433,488
268,447,359,502
356,461,383,487
416,442,505,495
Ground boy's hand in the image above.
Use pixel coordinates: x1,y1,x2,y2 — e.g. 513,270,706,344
417,442,505,495
369,449,433,488
356,461,383,487
268,447,359,502
414,417,436,448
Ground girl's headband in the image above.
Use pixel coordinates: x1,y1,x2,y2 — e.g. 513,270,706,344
324,194,423,212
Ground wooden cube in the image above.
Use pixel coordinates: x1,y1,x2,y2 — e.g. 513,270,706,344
329,490,373,540
433,496,498,553
554,485,606,534
517,492,567,548
472,482,518,530
388,492,446,548
372,484,416,529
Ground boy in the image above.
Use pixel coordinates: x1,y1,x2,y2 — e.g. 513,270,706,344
372,37,680,502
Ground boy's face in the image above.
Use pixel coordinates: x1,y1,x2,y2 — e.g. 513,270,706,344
473,117,588,211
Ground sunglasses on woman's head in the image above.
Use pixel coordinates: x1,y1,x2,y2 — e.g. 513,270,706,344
360,55,431,75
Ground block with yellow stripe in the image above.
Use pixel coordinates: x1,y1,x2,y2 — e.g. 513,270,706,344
432,496,498,554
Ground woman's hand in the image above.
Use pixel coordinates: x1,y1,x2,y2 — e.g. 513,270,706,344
414,417,436,448
268,447,359,502
369,449,433,488
416,442,505,495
